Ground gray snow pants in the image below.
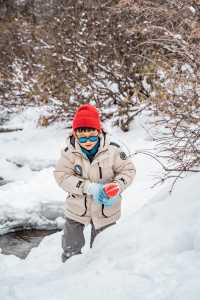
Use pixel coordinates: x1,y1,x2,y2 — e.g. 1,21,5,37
61,217,115,260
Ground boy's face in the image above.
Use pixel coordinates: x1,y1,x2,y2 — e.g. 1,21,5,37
75,129,99,150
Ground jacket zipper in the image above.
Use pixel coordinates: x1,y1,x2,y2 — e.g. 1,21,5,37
98,162,107,217
98,162,102,179
81,195,87,216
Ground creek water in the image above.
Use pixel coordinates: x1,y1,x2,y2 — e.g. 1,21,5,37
0,229,61,259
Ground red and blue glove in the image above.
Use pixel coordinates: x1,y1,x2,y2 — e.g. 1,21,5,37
87,182,120,206
101,183,121,207
87,183,105,204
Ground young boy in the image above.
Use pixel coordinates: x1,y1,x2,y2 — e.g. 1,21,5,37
54,104,136,262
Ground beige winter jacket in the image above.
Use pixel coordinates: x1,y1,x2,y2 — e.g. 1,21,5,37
53,130,136,229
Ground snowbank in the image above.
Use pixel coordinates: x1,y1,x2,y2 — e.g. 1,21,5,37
1,172,200,300
1,107,200,299
0,168,65,234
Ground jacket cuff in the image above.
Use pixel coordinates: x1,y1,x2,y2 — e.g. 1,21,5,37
113,178,125,192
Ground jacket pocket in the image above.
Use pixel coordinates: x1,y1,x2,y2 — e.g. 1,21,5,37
65,194,87,217
98,161,115,182
102,198,121,218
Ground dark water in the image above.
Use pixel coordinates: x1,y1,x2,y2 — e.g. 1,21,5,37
0,229,61,259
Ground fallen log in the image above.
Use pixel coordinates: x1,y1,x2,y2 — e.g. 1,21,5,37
0,128,23,133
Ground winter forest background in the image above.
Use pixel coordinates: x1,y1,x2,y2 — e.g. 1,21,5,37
1,0,200,182
0,1,200,300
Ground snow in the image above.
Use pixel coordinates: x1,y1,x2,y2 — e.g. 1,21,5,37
181,63,194,75
1,171,200,300
0,107,67,234
142,76,151,93
189,6,196,14
1,107,200,299
0,167,65,234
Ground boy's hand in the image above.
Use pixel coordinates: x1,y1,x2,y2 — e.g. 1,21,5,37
86,183,107,204
86,182,121,206
102,182,121,207
103,182,120,198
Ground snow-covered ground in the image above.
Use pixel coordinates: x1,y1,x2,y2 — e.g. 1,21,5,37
1,107,200,300
0,108,67,234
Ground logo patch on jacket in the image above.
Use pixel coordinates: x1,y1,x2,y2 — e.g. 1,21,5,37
74,164,83,176
120,152,127,160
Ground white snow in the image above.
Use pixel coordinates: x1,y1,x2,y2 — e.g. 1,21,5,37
189,6,196,14
0,107,67,234
0,107,200,300
181,63,194,75
142,76,151,93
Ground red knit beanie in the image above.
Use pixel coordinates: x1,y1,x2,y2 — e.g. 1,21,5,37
72,104,101,131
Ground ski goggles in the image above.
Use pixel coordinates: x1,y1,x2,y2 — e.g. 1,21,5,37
78,136,98,143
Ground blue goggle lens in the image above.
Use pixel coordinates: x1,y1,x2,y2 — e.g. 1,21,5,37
79,136,98,143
